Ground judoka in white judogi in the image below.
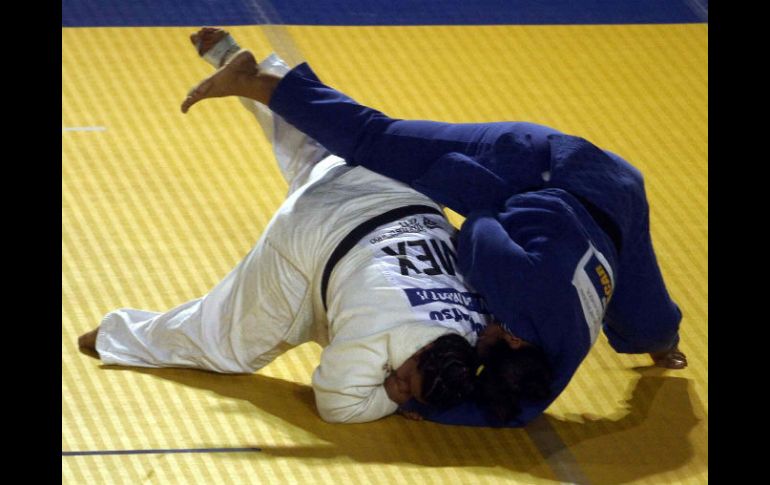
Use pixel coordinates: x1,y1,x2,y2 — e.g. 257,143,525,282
92,53,491,424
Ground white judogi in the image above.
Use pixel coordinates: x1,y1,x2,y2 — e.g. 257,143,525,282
96,55,490,423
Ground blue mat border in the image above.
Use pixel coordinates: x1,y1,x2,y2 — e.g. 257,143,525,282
62,0,708,28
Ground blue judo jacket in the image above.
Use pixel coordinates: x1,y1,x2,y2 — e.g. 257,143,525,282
268,63,682,427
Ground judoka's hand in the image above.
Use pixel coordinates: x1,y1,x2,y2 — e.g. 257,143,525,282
78,327,100,359
384,350,426,404
649,346,688,369
384,373,412,405
397,408,423,421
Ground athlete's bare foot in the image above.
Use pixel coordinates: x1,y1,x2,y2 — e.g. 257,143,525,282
78,327,100,359
650,346,688,369
181,49,281,113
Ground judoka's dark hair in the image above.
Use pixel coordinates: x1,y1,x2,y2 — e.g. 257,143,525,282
418,333,478,409
475,340,553,424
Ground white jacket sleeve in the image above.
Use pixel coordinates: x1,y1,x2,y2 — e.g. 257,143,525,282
311,323,456,424
311,337,398,424
239,53,331,195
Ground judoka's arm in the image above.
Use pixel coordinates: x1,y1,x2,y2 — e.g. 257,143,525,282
457,189,597,345
312,341,399,424
398,399,532,427
456,211,540,342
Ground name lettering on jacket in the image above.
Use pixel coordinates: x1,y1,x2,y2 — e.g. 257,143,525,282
381,238,457,276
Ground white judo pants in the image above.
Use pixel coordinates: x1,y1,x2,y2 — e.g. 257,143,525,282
96,55,332,374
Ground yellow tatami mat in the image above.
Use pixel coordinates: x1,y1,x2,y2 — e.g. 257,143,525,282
62,24,707,484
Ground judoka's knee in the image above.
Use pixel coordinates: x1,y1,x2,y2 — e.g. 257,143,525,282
610,153,651,214
603,320,681,355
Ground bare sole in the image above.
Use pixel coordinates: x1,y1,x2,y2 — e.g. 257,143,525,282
180,49,260,113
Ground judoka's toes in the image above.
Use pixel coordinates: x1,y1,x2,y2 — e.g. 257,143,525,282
191,27,229,56
667,350,688,369
78,327,100,359
650,348,688,369
181,82,211,113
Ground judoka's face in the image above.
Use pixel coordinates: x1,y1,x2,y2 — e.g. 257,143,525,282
384,348,428,405
476,323,527,357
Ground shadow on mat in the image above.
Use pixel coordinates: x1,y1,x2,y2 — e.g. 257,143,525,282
112,364,701,484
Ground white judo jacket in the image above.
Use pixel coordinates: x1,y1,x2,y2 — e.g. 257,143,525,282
95,54,490,424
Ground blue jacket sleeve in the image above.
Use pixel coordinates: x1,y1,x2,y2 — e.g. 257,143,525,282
457,190,592,349
400,399,533,427
456,209,543,344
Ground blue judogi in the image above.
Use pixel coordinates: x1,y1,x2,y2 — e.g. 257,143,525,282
268,63,682,427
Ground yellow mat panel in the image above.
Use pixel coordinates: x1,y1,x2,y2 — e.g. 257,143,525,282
63,24,707,484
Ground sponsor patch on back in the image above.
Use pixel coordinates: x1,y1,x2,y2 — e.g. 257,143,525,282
571,244,614,344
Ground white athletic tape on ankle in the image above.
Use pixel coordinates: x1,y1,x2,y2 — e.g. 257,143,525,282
202,35,241,68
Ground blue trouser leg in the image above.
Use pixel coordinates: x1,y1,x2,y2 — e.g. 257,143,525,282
269,63,559,215
603,214,682,354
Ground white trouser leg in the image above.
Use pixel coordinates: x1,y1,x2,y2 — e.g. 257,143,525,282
199,36,330,193
96,232,312,373
242,54,331,195
93,48,325,373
